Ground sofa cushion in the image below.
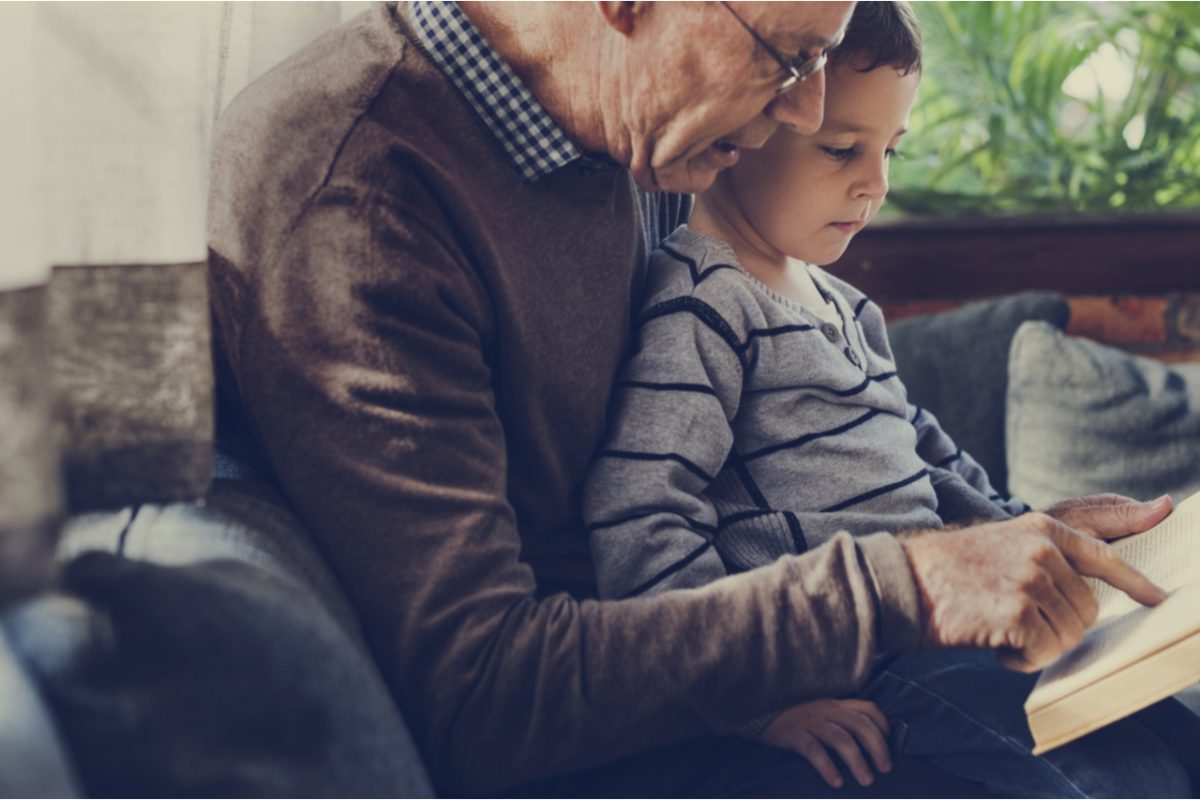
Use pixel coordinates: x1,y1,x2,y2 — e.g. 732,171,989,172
887,292,1071,496
9,551,434,798
58,479,366,641
9,479,434,798
1006,321,1200,509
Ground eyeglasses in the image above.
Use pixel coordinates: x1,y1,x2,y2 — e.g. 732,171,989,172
719,1,842,95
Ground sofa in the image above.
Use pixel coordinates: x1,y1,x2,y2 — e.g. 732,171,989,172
2,285,1198,797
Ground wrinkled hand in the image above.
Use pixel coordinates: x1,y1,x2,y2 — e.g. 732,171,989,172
1043,493,1173,541
901,512,1167,672
759,698,892,788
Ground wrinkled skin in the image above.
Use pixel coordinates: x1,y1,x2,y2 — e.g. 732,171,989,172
902,495,1171,672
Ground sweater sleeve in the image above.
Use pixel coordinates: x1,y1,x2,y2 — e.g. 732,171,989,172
909,403,1031,518
222,189,923,794
852,291,1030,519
584,290,746,600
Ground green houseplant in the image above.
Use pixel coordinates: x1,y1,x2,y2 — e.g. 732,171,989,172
889,1,1200,216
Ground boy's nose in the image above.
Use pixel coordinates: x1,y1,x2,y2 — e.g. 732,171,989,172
764,69,825,135
858,158,890,200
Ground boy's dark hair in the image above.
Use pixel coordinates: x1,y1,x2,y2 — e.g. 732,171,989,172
829,0,922,75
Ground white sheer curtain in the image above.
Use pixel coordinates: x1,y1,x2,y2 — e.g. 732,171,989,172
1,4,43,290
0,1,371,289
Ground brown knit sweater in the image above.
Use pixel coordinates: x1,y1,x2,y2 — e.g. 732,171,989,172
206,3,923,793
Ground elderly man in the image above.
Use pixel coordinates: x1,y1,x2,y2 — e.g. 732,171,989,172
207,2,1177,795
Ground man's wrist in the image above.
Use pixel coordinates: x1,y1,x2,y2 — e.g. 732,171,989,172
897,532,937,648
857,532,922,654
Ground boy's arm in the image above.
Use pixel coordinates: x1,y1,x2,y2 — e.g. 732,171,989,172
584,292,744,600
909,403,1031,518
583,287,809,740
849,291,1030,519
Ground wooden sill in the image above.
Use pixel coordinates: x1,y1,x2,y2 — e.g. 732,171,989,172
828,212,1200,302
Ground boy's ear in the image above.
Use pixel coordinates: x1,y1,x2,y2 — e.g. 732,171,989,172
595,1,651,36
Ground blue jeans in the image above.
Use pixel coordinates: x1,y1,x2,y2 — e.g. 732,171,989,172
510,731,993,798
860,649,1199,798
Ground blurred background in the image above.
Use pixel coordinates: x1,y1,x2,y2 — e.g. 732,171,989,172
0,0,1193,399
832,0,1200,368
1,1,1197,288
889,1,1200,217
0,2,370,291
0,0,1196,352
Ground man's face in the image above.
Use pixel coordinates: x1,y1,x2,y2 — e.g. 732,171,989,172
621,2,854,194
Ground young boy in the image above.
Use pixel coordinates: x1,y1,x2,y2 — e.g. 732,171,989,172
584,3,1195,796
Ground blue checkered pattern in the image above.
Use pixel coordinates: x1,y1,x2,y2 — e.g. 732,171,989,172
413,1,603,182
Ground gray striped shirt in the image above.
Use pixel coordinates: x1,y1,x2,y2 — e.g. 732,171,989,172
585,225,1026,602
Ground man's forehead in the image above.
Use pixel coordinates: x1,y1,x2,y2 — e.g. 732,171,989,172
749,1,853,48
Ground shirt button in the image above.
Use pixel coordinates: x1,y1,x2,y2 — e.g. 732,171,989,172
821,322,840,343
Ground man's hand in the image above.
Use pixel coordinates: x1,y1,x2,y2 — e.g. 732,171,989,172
759,699,892,788
1043,493,1173,541
900,513,1168,672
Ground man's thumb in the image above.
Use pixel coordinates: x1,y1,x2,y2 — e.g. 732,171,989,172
1122,494,1173,531
1067,494,1172,540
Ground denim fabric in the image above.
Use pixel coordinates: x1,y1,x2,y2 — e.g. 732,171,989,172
510,733,994,799
861,648,1198,798
1178,686,1200,715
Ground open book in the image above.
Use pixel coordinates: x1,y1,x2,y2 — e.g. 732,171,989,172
1025,490,1200,755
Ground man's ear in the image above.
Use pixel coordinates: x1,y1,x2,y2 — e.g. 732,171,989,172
595,1,652,36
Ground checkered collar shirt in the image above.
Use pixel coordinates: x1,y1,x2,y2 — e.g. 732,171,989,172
412,1,609,182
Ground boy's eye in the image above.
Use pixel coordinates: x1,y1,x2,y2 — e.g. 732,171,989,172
886,148,900,159
821,146,856,161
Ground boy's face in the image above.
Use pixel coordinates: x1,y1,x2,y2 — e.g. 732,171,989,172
718,58,920,266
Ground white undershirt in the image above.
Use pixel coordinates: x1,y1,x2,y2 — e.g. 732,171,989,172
787,258,842,324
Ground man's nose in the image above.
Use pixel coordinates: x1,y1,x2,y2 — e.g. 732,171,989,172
765,68,825,135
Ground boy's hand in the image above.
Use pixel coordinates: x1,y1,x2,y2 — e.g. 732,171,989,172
759,698,892,788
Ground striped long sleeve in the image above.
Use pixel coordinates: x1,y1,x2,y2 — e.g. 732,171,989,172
909,403,1032,519
584,277,750,601
850,292,1030,519
586,228,952,601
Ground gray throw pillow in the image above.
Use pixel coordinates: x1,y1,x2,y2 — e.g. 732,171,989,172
1006,321,1200,509
887,292,1070,496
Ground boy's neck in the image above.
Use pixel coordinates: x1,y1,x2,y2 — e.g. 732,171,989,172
689,194,833,313
689,194,787,278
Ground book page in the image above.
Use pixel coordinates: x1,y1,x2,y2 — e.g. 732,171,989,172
1088,491,1200,624
1028,579,1200,710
